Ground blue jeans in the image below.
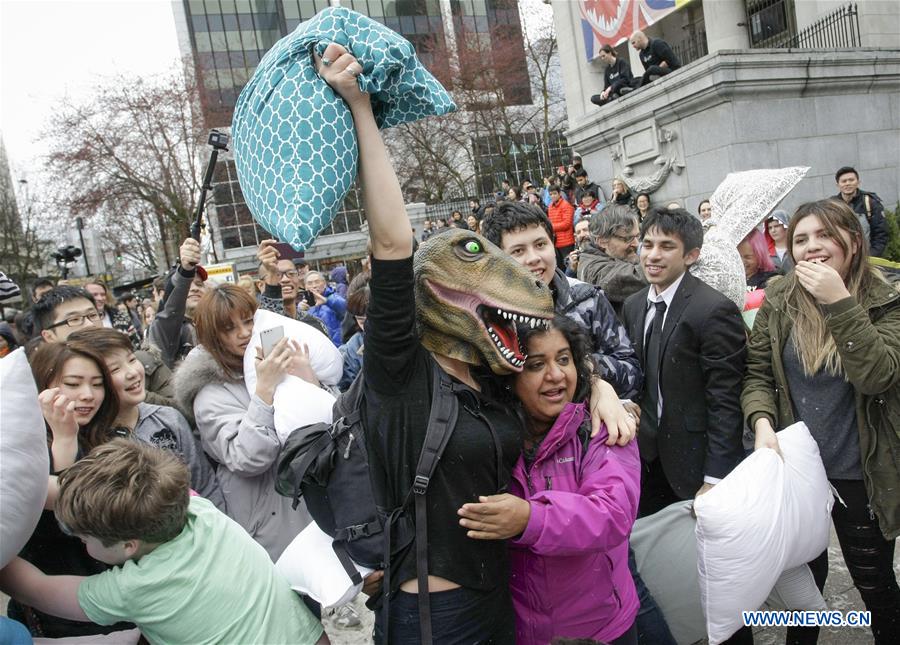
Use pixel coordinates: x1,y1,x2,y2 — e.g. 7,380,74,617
628,547,677,645
373,585,515,644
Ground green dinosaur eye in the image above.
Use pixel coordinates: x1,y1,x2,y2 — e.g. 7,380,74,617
465,241,482,254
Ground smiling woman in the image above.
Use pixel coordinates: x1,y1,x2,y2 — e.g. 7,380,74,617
9,342,133,639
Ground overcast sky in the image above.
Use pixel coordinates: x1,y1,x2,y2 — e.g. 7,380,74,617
0,0,182,182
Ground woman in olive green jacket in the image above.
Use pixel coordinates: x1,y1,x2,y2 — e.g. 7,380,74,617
742,199,900,644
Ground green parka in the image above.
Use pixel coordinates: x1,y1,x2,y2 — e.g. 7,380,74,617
742,274,900,540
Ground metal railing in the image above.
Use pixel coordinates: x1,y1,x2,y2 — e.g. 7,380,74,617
672,31,709,67
749,2,861,49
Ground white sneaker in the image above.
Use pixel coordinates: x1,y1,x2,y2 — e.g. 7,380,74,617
331,603,361,629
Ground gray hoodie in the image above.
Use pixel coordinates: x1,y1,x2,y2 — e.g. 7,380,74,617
174,346,311,561
134,402,226,512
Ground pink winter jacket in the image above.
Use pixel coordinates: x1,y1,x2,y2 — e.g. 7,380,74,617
509,402,641,645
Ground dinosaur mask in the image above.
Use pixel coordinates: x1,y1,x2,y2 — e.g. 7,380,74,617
414,229,554,375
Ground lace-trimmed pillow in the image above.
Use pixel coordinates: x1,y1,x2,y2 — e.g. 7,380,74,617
232,6,456,251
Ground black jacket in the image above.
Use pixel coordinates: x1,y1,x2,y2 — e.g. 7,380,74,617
604,58,634,93
622,272,746,498
639,38,681,71
831,190,888,257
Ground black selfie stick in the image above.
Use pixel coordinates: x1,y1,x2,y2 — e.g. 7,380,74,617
191,130,229,242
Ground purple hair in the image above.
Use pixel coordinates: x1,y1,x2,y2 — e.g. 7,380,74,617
741,229,776,273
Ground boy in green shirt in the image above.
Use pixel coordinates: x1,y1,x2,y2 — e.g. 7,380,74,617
0,439,327,645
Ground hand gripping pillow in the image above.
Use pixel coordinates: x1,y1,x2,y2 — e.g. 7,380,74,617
0,348,50,567
232,6,456,251
693,421,833,644
243,309,343,442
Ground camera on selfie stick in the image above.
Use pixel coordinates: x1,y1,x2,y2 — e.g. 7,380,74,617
50,245,83,280
191,130,229,242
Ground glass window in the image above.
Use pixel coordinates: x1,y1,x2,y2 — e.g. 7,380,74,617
217,205,237,227
384,1,398,18
232,66,249,86
221,226,241,249
283,2,300,20
414,15,429,33
210,31,228,51
286,19,301,32
239,225,258,247
203,71,220,90
400,15,415,33
222,14,239,30
213,182,233,205
299,0,317,19
191,15,209,34
238,13,255,29
207,13,225,31
367,3,385,18
225,29,243,50
219,0,237,11
235,203,254,225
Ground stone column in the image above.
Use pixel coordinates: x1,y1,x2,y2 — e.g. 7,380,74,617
703,0,750,52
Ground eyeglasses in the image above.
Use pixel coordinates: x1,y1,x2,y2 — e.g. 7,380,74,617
276,270,299,279
611,232,640,243
46,311,101,330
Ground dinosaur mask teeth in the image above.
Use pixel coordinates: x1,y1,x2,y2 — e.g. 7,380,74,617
480,305,549,368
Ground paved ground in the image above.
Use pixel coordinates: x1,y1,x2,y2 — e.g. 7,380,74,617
5,527,896,644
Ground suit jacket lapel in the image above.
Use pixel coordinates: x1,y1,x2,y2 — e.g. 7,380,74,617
660,272,694,355
630,288,650,361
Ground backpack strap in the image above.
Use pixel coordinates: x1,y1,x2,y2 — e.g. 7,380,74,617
411,357,460,645
865,194,872,222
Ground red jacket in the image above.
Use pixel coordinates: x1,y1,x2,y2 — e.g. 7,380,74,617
548,198,575,248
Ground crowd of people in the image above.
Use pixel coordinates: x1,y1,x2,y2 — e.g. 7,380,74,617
0,42,898,645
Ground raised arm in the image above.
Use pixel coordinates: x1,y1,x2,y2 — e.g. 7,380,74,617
149,237,200,368
316,43,412,260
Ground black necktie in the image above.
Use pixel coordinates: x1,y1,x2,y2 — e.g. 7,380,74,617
639,301,667,462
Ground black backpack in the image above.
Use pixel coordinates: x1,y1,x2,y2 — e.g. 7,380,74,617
276,357,462,645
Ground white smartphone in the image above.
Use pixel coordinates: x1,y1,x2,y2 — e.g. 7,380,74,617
259,325,285,357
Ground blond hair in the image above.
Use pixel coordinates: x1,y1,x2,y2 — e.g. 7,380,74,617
784,199,881,375
56,439,190,546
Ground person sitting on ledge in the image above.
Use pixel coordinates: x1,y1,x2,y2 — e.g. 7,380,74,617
591,44,635,106
625,30,680,93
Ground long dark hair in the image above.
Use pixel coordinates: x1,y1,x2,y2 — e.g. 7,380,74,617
29,341,120,453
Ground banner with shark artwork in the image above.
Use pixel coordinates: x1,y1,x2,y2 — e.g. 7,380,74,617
579,0,692,61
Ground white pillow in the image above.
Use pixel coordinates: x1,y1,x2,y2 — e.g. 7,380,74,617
0,348,50,567
693,421,833,644
633,499,827,645
243,309,342,442
275,520,373,609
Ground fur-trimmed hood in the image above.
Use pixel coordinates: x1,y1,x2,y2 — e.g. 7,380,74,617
173,345,242,424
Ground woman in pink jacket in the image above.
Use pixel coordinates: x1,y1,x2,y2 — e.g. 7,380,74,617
458,315,641,644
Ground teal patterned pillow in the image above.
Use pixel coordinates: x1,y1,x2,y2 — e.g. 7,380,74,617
232,7,456,251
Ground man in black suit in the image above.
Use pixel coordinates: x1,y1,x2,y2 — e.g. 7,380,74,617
623,207,746,518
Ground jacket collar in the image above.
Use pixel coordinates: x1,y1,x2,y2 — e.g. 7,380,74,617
529,402,589,465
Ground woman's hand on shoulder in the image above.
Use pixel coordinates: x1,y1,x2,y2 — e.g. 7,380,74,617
314,43,369,110
38,387,79,442
589,377,636,446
